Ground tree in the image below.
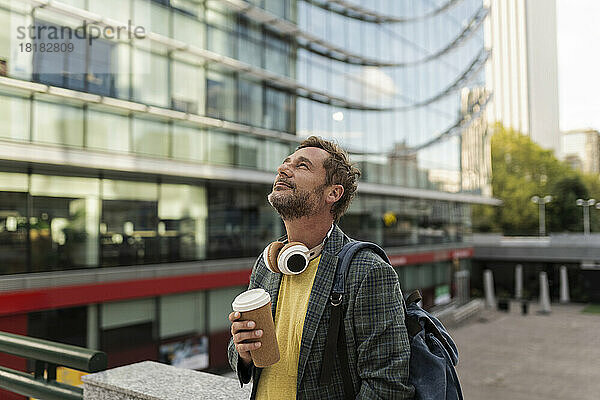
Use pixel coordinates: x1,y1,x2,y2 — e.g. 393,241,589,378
547,175,589,232
472,125,600,235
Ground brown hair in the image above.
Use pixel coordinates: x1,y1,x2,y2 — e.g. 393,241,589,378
297,136,361,222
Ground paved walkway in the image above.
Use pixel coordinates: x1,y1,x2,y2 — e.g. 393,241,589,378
449,302,600,400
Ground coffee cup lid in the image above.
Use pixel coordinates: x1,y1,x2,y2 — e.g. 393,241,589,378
232,288,271,312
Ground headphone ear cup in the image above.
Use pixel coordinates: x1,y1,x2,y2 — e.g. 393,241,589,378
264,241,285,273
278,242,309,274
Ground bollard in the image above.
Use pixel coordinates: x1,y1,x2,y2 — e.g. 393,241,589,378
483,269,496,309
538,271,551,314
515,264,523,299
521,300,529,315
559,265,570,304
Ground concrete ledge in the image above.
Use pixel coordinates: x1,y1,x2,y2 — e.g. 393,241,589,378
82,361,251,400
453,299,484,324
433,299,485,327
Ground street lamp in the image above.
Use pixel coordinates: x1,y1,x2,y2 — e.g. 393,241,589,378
531,195,552,236
576,198,596,235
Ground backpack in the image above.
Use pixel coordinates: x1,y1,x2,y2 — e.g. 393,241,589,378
320,241,463,400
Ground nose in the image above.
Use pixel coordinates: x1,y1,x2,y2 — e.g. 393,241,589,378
277,162,292,177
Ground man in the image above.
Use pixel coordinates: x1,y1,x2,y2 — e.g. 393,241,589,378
227,136,414,399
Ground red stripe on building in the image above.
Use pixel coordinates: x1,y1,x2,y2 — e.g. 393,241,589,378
0,269,252,317
0,247,473,316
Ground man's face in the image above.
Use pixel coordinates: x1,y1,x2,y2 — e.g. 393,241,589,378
268,147,330,220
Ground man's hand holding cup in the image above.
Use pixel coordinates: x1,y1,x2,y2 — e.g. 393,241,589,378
231,288,280,367
229,311,263,366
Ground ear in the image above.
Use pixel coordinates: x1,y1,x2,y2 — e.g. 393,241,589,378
325,184,344,205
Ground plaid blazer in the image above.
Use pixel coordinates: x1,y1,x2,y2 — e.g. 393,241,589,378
227,225,415,399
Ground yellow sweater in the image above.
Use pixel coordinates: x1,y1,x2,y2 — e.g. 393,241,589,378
255,255,321,400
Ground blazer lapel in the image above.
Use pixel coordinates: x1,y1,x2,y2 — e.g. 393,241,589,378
296,225,346,389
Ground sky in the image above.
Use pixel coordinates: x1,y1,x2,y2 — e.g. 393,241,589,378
556,0,600,131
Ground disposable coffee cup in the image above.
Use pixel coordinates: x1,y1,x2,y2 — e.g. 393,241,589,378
232,288,280,367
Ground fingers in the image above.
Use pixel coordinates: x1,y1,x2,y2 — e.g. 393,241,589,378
234,329,263,344
228,312,257,330
229,311,261,363
230,319,256,335
236,341,262,353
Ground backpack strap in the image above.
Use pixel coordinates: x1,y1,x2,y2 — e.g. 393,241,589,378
320,241,390,398
406,289,422,306
404,290,423,337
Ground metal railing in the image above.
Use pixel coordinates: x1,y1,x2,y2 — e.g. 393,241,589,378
0,331,107,400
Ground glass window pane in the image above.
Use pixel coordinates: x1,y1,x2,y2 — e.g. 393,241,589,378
159,292,205,338
264,0,286,19
101,321,155,367
102,298,156,330
237,18,262,69
172,124,205,162
29,306,87,347
132,49,169,107
262,140,289,171
206,70,235,121
0,172,29,274
33,101,84,147
100,179,159,267
436,263,449,285
102,180,158,201
0,93,30,141
88,0,131,22
422,264,434,287
206,130,235,165
0,9,11,59
403,266,416,291
0,8,33,80
30,175,100,271
264,34,289,77
208,287,245,333
88,39,118,97
132,117,169,157
206,25,234,58
173,11,204,46
0,172,29,192
31,175,100,198
133,0,170,38
207,183,280,258
87,109,130,153
172,60,203,114
264,88,291,131
158,183,207,261
31,20,70,88
238,78,263,127
237,135,262,168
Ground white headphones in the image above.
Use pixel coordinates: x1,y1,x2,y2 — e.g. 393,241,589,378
262,225,334,275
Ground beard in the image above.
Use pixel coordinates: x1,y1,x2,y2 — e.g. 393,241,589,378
268,183,326,220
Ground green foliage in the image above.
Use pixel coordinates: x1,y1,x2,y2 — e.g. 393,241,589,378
547,176,589,232
582,304,600,314
472,125,600,234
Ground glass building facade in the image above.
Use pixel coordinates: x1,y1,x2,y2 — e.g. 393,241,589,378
0,0,496,377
